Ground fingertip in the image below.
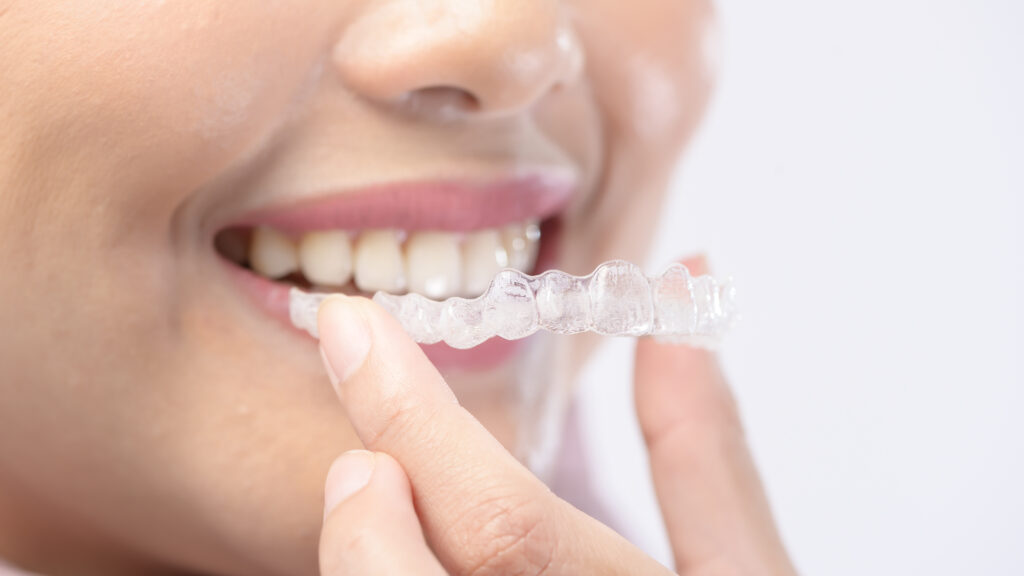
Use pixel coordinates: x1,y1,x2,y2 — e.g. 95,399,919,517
635,252,717,373
317,295,372,389
636,250,717,376
365,451,414,496
635,336,721,392
634,321,737,444
324,450,376,519
320,450,445,576
679,253,709,277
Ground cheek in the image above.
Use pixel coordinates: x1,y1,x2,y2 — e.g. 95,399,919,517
0,1,337,243
574,0,717,147
534,80,605,198
0,1,342,385
0,0,345,472
557,0,717,279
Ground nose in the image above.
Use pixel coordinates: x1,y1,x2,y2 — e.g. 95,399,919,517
333,1,583,119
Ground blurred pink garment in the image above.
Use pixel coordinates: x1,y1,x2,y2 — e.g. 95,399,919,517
550,396,622,533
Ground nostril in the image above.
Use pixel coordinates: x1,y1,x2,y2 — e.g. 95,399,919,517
401,85,481,119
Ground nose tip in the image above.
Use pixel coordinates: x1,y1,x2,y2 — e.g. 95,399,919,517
332,2,583,119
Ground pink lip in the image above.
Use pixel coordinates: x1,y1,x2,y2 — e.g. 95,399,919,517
219,174,574,372
230,174,575,233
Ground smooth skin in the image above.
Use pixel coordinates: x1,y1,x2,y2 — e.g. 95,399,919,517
317,257,796,575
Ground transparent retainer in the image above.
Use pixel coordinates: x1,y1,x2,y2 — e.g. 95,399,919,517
289,260,738,349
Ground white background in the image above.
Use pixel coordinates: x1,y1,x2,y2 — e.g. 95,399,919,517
574,1,1023,574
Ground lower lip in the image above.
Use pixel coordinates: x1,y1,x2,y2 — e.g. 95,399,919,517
222,219,563,373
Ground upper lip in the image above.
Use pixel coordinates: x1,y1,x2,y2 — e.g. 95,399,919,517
220,172,578,234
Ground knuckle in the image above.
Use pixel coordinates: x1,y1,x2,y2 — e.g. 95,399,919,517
366,386,432,448
643,381,744,454
454,491,559,576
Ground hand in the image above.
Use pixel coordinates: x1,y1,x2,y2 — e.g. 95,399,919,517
316,256,796,575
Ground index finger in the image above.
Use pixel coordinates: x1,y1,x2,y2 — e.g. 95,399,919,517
317,295,666,575
635,256,796,574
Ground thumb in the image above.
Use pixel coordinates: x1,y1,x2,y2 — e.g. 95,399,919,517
319,450,446,576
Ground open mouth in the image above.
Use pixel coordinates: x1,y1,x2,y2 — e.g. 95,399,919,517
215,220,544,300
212,175,574,368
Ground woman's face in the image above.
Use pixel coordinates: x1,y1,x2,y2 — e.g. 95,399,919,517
0,1,714,574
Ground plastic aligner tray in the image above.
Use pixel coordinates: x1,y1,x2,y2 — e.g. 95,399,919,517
290,260,738,349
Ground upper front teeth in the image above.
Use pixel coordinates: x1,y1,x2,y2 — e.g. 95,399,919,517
461,230,507,295
503,222,541,271
248,222,540,299
298,231,353,287
354,229,406,294
405,232,461,300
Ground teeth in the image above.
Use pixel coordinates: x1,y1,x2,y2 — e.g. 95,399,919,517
354,230,407,293
244,220,541,297
298,231,353,287
502,222,540,272
461,230,508,295
250,226,298,279
405,232,462,299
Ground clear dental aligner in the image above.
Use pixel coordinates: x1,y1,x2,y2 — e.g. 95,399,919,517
290,260,737,349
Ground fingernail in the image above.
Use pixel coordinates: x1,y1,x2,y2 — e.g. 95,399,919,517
318,345,340,388
681,254,710,277
317,296,372,390
324,450,376,518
